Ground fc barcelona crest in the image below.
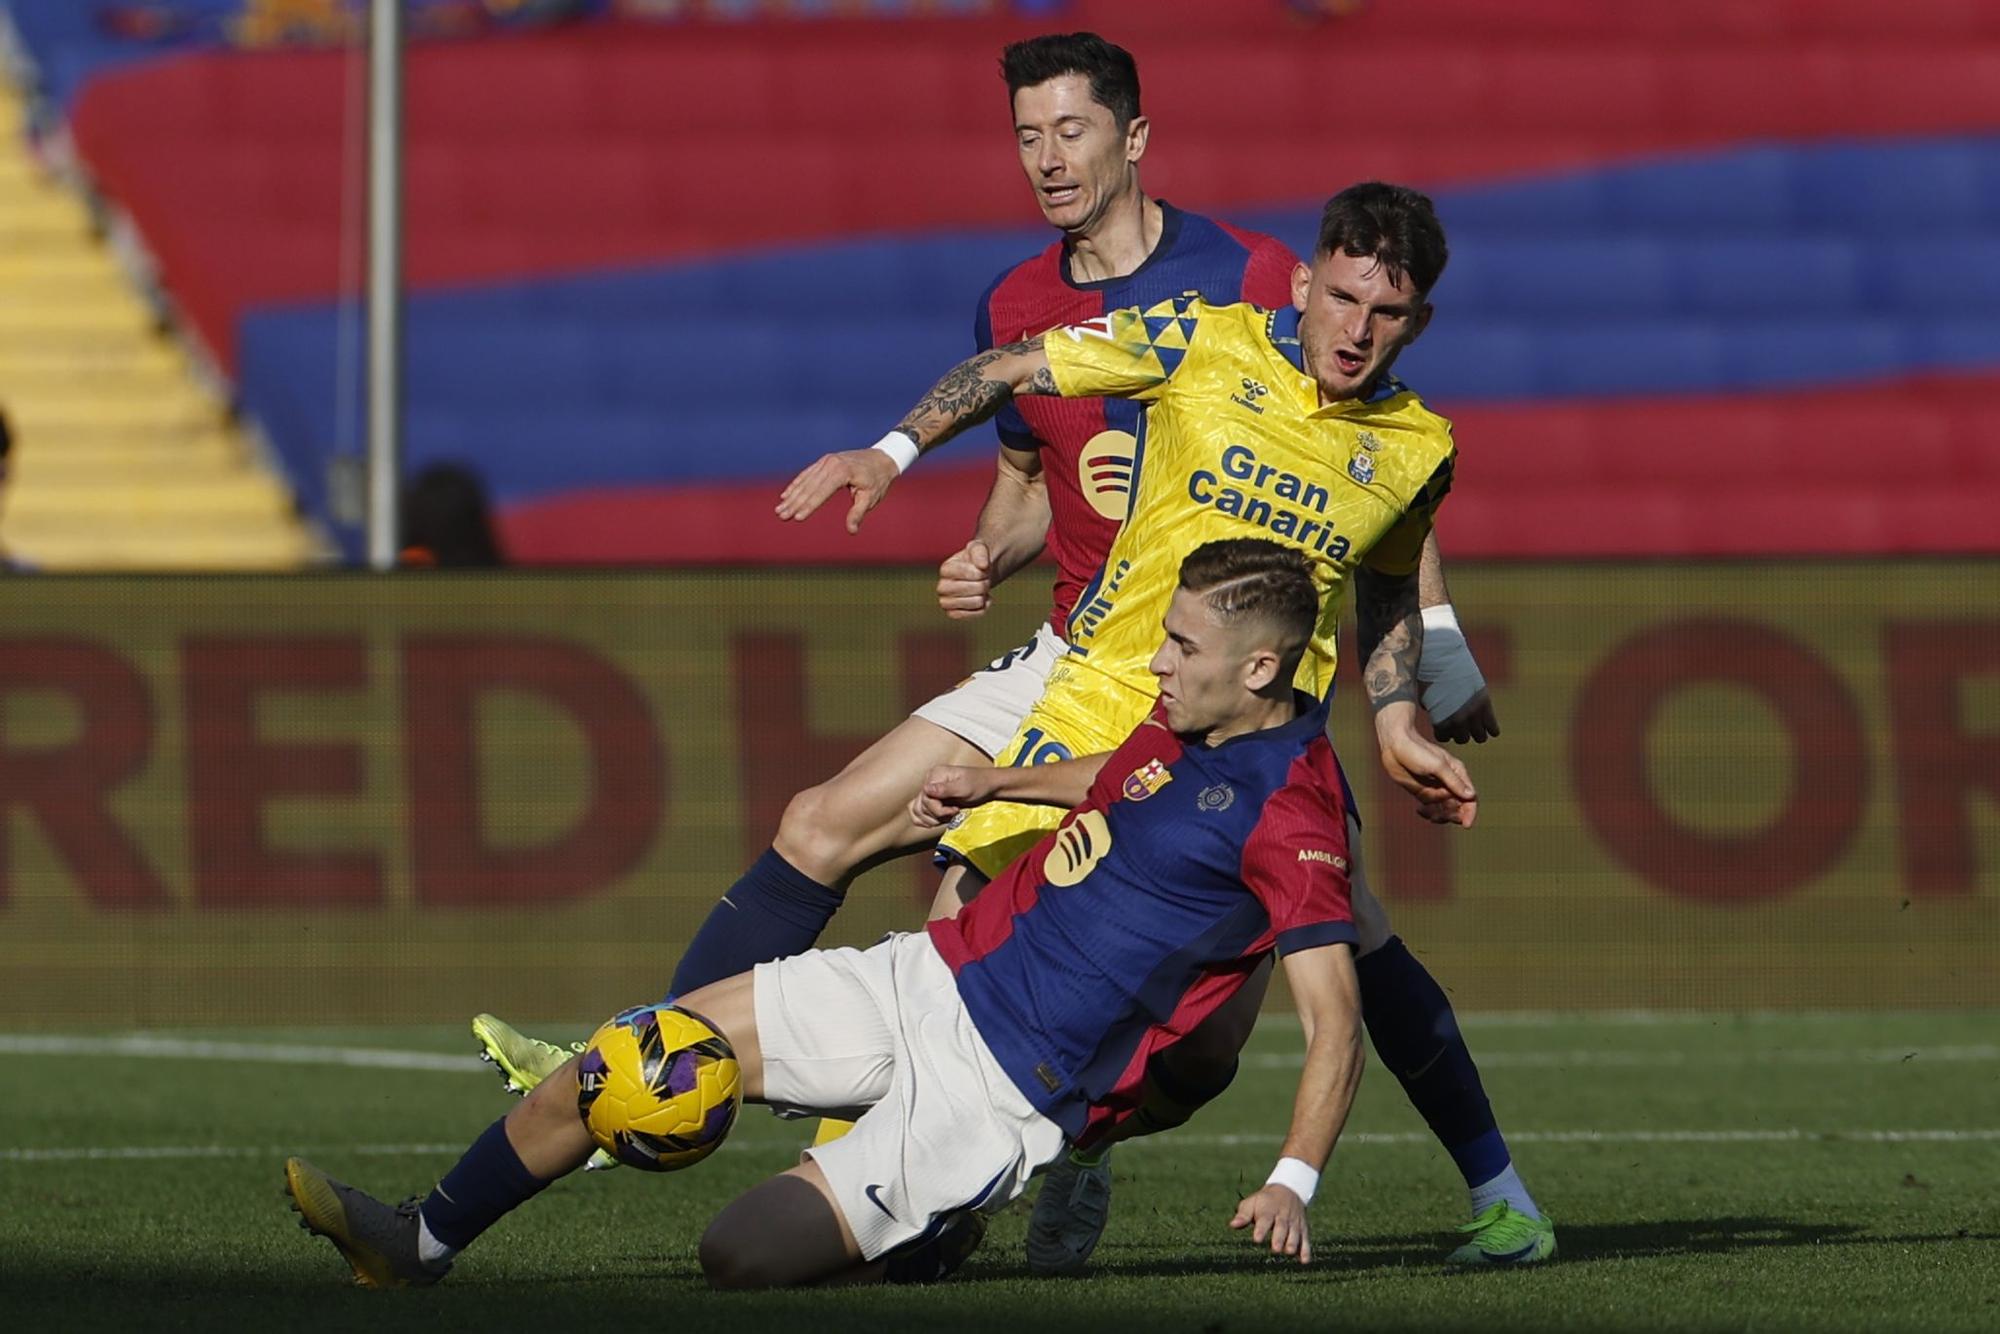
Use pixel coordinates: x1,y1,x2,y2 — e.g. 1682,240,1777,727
1123,758,1173,801
1348,452,1377,485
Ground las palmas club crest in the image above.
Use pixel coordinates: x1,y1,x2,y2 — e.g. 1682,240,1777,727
1123,759,1172,801
1349,430,1380,485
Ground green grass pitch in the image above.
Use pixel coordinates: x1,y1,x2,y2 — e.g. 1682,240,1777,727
3,1012,1997,1333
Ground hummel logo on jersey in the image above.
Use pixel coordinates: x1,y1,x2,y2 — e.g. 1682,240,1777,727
1297,848,1348,870
1231,376,1270,414
1123,758,1173,801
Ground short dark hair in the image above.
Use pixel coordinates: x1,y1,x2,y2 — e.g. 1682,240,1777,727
0,407,10,460
1315,181,1449,295
1000,32,1141,128
1177,539,1319,659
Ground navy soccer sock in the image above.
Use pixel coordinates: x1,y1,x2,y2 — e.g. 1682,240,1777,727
419,1117,551,1255
669,847,846,996
1356,937,1523,1203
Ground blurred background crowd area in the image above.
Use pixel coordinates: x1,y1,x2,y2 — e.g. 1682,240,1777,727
0,0,1994,570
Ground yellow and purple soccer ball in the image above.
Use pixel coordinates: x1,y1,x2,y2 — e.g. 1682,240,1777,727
575,1004,741,1171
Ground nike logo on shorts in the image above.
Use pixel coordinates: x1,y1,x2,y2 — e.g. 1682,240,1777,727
864,1183,896,1219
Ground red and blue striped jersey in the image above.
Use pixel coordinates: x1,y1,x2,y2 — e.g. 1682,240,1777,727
926,695,1354,1146
973,203,1298,633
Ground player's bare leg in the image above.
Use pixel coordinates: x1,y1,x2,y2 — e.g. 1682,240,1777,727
671,717,986,999
774,716,988,886
702,1162,872,1288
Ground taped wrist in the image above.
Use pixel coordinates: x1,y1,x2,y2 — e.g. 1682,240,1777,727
1416,604,1486,724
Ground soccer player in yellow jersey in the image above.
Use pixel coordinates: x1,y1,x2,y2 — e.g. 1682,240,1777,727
782,182,1556,1267
781,185,1469,875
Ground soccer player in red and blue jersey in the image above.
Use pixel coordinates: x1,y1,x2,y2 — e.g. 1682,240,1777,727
283,541,1371,1287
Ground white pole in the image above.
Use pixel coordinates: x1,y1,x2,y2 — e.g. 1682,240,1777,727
365,0,403,569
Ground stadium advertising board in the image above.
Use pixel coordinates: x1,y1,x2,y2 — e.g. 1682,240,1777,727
0,565,1992,1024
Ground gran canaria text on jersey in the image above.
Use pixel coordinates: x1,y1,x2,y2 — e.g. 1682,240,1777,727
1185,443,1354,560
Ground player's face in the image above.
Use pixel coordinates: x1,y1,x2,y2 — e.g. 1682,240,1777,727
1011,75,1148,236
1290,250,1433,401
1150,589,1275,736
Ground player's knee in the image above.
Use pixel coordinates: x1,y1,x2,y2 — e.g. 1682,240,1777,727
698,1220,779,1290
774,783,860,880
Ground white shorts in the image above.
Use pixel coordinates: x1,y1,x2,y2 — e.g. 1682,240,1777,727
909,622,1066,759
752,932,1066,1261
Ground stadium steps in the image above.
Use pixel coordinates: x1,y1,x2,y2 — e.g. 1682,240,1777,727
0,71,319,570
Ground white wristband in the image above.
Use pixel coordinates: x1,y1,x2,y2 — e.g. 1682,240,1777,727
1417,602,1486,723
1264,1156,1319,1206
870,430,921,475
1420,603,1462,636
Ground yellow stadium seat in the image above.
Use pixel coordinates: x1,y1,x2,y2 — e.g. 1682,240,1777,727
0,71,321,570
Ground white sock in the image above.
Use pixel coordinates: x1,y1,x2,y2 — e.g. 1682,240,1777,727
416,1211,460,1269
1468,1162,1541,1221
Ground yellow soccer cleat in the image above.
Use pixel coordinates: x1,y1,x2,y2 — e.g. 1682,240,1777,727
283,1157,447,1288
470,1012,581,1096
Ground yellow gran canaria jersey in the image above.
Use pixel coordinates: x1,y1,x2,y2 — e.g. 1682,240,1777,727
1045,296,1456,701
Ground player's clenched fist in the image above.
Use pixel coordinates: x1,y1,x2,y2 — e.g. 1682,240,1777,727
909,763,999,829
936,540,994,618
775,448,900,534
1230,1184,1312,1266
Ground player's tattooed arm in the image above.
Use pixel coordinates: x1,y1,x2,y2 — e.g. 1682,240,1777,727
1355,565,1423,713
776,337,1052,532
893,336,1054,451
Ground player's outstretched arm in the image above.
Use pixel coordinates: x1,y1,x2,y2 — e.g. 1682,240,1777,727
776,337,1055,534
1415,529,1499,744
1356,564,1479,827
1230,942,1364,1267
938,444,1049,619
909,752,1111,829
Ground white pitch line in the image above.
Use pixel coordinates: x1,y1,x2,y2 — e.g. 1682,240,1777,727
0,1034,485,1073
3,1034,1994,1077
1245,1044,2000,1071
1132,1128,2000,1150
1260,1010,2000,1031
6,1127,1999,1165
0,1144,467,1163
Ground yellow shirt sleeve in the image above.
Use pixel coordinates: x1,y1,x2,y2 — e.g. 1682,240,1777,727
1042,296,1205,403
1363,453,1455,577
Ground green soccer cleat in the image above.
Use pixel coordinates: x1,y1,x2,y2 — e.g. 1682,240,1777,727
283,1157,448,1288
470,1013,619,1171
470,1012,580,1096
1446,1202,1558,1266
